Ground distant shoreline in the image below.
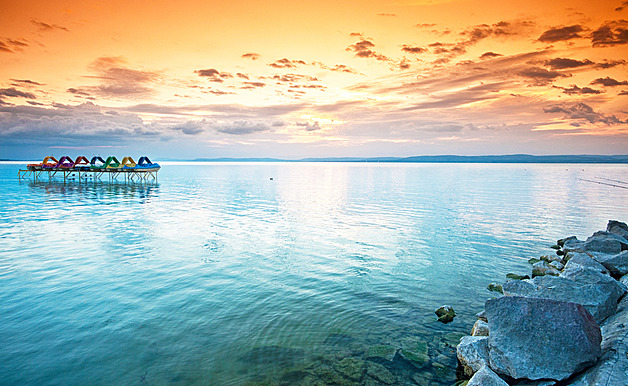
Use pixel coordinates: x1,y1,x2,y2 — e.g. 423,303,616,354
3,154,628,164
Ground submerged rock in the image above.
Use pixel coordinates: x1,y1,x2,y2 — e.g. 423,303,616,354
399,337,429,368
365,361,396,384
435,305,456,323
506,273,530,280
335,357,365,381
467,366,508,386
366,345,396,362
456,335,490,377
486,296,601,381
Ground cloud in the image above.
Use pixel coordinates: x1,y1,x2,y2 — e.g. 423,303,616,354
241,81,266,89
590,77,628,86
236,73,249,80
296,121,322,131
241,53,260,61
273,74,319,83
538,25,586,42
616,1,628,11
543,102,626,125
31,20,69,32
557,85,603,95
401,45,427,54
377,13,396,17
620,90,628,95
11,79,43,86
518,66,570,85
82,57,160,97
591,20,628,46
312,62,362,74
346,38,391,61
595,59,626,68
268,58,306,69
67,87,92,96
0,88,36,99
0,38,29,53
195,68,233,82
544,57,594,69
480,52,503,59
416,23,437,28
216,121,272,135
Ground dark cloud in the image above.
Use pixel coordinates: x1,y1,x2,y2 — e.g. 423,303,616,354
538,25,586,42
84,57,160,97
557,85,603,95
241,53,260,60
195,68,233,82
401,45,427,54
399,59,410,70
591,20,628,46
543,102,626,125
0,38,29,53
377,13,396,16
595,59,626,68
480,52,503,59
544,57,594,69
241,81,266,89
617,1,628,11
67,87,92,96
11,79,43,86
236,73,249,80
590,77,628,86
0,88,36,99
518,66,570,85
31,20,69,32
296,121,322,131
312,62,362,74
620,90,628,95
216,121,271,135
268,58,307,69
273,74,319,83
27,101,44,106
416,23,437,28
346,38,391,61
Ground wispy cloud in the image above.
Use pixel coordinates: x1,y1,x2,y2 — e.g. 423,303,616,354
195,68,233,82
591,20,628,46
31,20,69,32
590,77,628,86
538,25,587,42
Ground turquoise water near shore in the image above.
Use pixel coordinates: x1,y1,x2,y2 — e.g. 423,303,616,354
1,162,627,385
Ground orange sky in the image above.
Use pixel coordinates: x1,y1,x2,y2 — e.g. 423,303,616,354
1,0,627,159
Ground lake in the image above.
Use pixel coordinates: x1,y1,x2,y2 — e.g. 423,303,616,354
1,162,627,385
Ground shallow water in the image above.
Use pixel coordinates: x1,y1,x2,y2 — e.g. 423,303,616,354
1,162,627,385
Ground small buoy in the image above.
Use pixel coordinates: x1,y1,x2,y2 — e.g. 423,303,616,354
270,177,273,180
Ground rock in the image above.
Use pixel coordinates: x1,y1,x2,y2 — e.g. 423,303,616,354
528,257,541,265
476,310,487,322
550,244,561,250
487,283,504,294
435,305,456,323
467,366,508,386
485,296,601,381
456,336,490,377
583,231,627,254
503,273,624,323
365,362,396,384
595,250,628,276
471,320,489,336
567,295,628,385
540,254,561,263
562,236,584,252
563,252,608,274
366,345,396,361
607,220,628,240
531,261,560,277
399,337,429,368
335,357,365,381
549,261,564,270
506,273,530,280
514,380,556,385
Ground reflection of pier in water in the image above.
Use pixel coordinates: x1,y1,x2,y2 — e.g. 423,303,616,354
18,168,158,183
25,179,159,203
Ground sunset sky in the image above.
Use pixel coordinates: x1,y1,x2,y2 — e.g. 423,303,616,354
1,0,627,159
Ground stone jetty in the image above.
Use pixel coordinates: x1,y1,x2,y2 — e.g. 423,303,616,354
457,220,628,385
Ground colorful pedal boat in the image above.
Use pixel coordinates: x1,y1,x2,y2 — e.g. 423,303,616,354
27,156,58,171
137,156,160,170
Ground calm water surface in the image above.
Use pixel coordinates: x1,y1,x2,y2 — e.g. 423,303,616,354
1,162,627,385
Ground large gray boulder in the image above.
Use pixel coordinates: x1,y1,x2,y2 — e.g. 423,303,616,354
567,295,628,385
594,250,628,277
456,336,489,377
583,231,627,254
467,365,508,386
486,296,601,381
562,236,584,252
606,220,628,240
502,273,624,323
563,252,608,275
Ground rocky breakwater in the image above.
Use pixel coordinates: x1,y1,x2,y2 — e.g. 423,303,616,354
456,220,628,385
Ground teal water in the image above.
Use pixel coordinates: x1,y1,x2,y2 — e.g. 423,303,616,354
1,162,627,385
